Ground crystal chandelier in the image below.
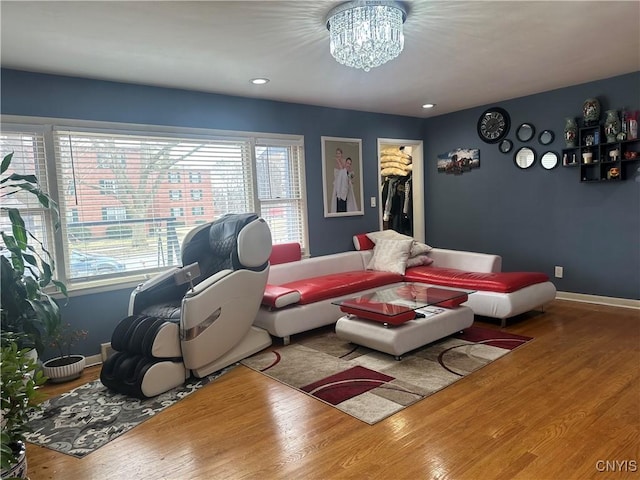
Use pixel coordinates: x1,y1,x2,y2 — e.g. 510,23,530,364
326,1,407,72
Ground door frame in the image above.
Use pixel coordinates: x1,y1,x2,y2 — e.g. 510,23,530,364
376,138,425,242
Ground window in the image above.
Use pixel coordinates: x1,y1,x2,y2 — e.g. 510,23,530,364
67,209,80,223
99,179,118,195
170,207,184,218
2,118,307,289
97,151,126,169
0,128,52,266
101,206,127,221
54,128,256,282
66,180,76,197
255,141,306,246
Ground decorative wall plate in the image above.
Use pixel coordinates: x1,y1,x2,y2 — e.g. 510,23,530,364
499,139,513,154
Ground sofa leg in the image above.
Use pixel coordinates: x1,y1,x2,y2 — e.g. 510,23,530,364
282,335,291,346
501,318,507,328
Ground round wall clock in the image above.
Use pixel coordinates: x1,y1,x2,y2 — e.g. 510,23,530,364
477,107,511,143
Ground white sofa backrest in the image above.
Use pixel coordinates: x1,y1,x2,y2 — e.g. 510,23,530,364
267,251,369,285
429,248,501,273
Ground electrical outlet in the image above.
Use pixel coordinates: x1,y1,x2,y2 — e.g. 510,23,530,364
370,196,377,208
554,266,563,278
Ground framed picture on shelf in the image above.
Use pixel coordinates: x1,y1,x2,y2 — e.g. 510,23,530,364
321,136,364,217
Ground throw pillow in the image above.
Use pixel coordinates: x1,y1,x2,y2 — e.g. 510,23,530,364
366,238,413,275
366,229,412,244
366,230,433,258
409,241,432,256
406,255,434,268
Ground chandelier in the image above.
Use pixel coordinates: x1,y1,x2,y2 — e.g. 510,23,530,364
326,1,407,72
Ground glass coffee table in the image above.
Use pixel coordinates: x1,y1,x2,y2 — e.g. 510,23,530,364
332,283,474,326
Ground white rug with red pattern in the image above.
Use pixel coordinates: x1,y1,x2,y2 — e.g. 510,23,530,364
242,326,532,424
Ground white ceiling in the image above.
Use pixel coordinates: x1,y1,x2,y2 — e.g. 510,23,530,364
1,1,639,118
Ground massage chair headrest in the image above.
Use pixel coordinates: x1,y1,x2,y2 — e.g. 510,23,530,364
208,213,272,269
181,213,272,276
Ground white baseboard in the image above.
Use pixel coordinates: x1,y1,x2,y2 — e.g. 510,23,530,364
84,343,114,369
85,353,103,367
555,291,640,309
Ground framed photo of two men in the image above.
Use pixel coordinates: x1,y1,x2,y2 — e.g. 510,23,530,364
321,136,364,218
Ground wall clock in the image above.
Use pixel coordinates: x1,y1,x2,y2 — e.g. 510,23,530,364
477,107,510,143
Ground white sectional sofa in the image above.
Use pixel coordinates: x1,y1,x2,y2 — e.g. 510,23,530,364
254,237,556,345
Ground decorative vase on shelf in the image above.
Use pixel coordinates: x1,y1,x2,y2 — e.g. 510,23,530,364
564,117,578,147
604,110,620,143
583,97,601,126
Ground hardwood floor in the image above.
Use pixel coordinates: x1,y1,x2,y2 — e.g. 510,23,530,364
27,299,639,479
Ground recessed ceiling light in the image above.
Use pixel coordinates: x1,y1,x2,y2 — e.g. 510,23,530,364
251,78,269,85
422,103,436,109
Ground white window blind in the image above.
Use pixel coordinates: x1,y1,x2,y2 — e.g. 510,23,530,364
53,129,255,281
255,142,306,248
0,129,54,261
2,118,307,289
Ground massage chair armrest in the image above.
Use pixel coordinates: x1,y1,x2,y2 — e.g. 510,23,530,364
130,266,189,315
183,269,233,298
180,268,269,344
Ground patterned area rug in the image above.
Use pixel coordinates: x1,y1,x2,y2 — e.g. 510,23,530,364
241,326,532,424
24,364,235,458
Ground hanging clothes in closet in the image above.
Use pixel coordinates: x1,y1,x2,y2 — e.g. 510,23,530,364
380,146,413,236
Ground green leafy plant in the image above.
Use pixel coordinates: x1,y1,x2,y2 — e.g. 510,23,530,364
0,151,68,354
0,337,47,472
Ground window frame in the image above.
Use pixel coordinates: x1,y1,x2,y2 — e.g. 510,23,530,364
1,115,308,296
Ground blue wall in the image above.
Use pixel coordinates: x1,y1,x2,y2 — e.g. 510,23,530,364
423,72,639,301
1,68,423,356
0,69,425,257
2,69,638,357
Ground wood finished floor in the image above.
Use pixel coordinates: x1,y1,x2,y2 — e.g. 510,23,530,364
27,299,639,480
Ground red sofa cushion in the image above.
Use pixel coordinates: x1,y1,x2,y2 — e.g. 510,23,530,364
403,266,549,293
281,270,403,305
270,243,302,265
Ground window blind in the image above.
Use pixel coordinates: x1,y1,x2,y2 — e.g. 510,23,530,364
0,129,53,259
2,118,308,288
255,142,306,248
53,129,255,281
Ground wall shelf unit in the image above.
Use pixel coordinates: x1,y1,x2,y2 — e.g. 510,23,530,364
562,125,640,182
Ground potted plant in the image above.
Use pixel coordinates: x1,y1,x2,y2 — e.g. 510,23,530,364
0,151,68,355
41,321,88,383
0,336,47,479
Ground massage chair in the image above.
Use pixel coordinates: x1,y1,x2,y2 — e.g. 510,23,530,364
100,213,273,398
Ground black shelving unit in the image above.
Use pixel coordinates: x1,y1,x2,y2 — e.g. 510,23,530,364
562,124,640,182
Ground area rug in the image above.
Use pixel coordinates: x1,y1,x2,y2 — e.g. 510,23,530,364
24,364,236,458
241,326,532,424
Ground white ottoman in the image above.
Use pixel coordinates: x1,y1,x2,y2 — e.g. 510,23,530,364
335,306,474,359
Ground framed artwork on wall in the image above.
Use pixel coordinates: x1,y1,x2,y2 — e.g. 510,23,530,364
321,136,364,217
436,148,480,175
